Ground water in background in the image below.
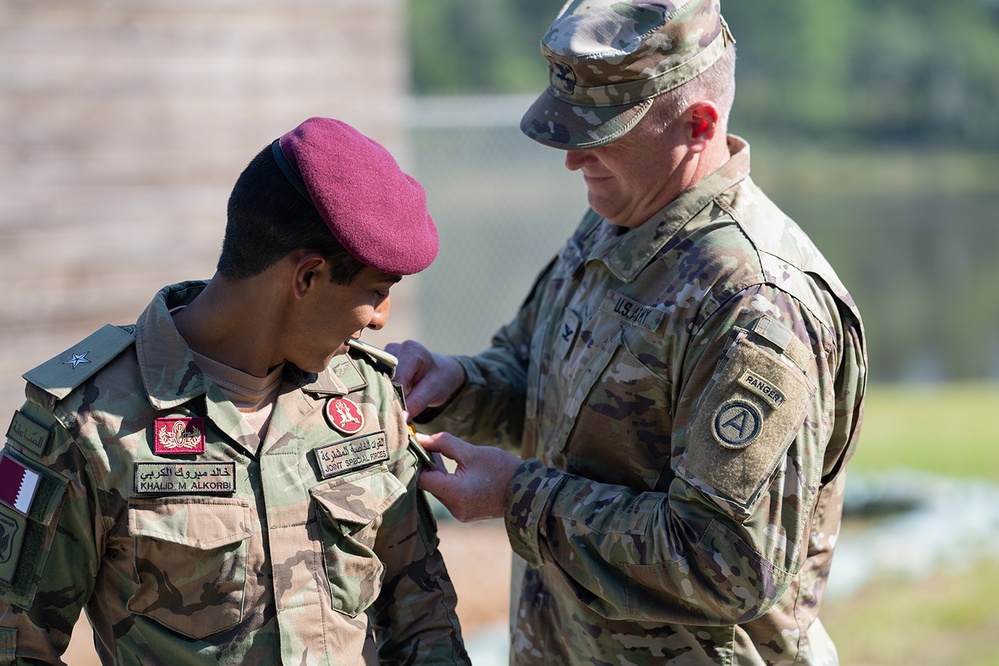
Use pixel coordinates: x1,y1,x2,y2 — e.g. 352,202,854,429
407,96,999,383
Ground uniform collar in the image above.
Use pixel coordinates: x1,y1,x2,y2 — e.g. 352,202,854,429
596,135,751,282
135,281,351,410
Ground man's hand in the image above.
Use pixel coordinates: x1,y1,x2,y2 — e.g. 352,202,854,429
416,432,522,522
385,340,466,419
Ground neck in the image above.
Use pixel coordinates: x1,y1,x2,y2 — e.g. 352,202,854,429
173,273,288,378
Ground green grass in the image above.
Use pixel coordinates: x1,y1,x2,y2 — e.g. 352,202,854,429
850,382,999,482
824,559,999,666
822,381,999,665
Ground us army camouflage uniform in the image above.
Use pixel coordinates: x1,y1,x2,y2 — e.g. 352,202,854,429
0,281,469,666
424,137,867,665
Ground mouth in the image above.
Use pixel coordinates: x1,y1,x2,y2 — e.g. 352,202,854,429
582,172,612,187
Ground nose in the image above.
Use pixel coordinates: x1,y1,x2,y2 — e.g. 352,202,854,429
564,149,589,171
367,295,391,331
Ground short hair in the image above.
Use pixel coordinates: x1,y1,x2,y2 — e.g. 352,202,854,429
217,145,367,285
648,43,737,134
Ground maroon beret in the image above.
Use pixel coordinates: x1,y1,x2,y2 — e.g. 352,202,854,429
274,117,438,276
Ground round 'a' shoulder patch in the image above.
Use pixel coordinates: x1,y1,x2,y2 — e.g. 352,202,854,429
712,400,762,449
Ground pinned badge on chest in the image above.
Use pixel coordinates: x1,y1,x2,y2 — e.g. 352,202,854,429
153,417,206,455
325,397,364,435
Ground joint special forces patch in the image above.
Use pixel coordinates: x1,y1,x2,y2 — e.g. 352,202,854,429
325,397,364,435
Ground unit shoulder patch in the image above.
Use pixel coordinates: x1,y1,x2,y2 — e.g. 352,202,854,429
22,324,136,400
0,501,28,586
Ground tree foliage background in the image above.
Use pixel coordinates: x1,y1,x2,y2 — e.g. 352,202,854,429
408,0,999,148
405,0,999,383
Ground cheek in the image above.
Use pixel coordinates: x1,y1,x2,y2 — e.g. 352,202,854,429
347,304,374,330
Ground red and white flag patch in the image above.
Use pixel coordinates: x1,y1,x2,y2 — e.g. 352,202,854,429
0,454,41,516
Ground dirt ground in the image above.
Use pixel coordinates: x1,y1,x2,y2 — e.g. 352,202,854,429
63,520,511,664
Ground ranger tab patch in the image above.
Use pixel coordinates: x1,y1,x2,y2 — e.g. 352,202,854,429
738,370,786,409
315,431,389,479
153,417,206,455
134,462,236,494
0,453,41,516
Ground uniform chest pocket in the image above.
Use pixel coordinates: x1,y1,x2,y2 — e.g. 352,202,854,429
310,466,406,618
549,326,623,453
127,498,251,639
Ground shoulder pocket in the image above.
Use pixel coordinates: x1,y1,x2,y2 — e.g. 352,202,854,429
0,451,69,608
676,332,816,517
311,466,405,617
127,498,250,639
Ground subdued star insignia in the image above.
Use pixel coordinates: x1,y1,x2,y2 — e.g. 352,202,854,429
64,352,91,369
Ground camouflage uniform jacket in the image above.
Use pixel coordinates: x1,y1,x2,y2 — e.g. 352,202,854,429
425,137,867,664
0,281,469,666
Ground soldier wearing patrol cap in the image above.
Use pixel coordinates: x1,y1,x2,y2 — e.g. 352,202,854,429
0,117,470,665
389,1,868,664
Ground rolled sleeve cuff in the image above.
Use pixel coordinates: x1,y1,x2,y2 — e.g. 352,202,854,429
504,458,565,567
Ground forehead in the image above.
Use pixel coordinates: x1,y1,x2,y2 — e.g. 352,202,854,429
357,267,402,285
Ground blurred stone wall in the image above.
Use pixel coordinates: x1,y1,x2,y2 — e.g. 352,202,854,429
0,0,416,413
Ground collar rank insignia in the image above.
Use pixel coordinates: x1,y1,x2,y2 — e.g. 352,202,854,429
0,453,41,516
154,417,206,455
325,397,364,435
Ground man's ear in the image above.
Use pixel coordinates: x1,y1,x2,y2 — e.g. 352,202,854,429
688,102,720,149
291,252,327,299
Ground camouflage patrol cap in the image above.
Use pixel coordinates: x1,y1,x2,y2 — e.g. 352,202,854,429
273,117,438,276
521,0,734,150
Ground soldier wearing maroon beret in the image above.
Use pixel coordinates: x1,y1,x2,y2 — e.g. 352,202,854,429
0,117,470,665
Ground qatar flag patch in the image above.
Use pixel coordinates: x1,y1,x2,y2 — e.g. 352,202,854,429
0,453,41,516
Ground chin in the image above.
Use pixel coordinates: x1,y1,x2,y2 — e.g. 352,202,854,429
321,344,350,367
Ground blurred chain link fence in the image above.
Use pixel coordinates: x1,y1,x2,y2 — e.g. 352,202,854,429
385,94,588,356
396,97,999,382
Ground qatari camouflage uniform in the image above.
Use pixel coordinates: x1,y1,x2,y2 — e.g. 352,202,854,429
0,281,469,666
420,1,867,664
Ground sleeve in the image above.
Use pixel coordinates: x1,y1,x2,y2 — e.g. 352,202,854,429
503,284,865,625
0,400,102,664
417,256,559,451
368,401,470,665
